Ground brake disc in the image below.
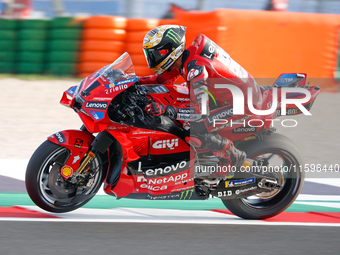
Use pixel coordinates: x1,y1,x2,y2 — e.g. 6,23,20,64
48,164,76,199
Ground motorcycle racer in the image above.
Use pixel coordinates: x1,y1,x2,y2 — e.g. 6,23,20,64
138,25,261,177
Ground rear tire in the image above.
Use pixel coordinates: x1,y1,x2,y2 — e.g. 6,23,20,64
25,140,107,213
222,133,304,219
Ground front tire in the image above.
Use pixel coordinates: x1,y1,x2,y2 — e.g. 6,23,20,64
25,140,107,213
222,133,305,219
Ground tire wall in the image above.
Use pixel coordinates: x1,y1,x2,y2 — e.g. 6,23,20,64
174,9,340,92
17,19,49,74
125,18,159,76
1,11,339,92
77,16,127,78
0,19,17,73
47,17,84,76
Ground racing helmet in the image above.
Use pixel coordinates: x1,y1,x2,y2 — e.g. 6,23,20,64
143,25,186,75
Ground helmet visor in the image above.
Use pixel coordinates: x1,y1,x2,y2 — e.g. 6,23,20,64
143,43,172,68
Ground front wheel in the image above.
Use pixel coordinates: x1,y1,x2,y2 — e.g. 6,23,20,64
25,140,108,213
222,133,305,219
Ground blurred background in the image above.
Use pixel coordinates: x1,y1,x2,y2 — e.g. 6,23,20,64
1,0,340,18
0,0,339,92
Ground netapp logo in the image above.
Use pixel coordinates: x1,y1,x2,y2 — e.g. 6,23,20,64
85,101,108,110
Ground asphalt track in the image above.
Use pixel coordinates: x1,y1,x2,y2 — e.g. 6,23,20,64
1,79,340,254
0,222,338,255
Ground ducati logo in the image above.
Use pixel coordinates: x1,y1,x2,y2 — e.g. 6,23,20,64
152,139,179,150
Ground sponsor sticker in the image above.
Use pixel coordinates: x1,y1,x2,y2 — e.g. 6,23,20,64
61,166,73,177
85,101,108,110
217,190,233,197
176,97,190,101
152,139,179,150
137,160,188,177
89,111,105,120
177,113,200,120
235,186,257,195
72,155,80,164
66,86,76,96
161,58,174,70
139,183,167,192
55,132,66,144
225,177,255,188
74,138,83,149
136,172,189,185
105,84,128,94
276,108,298,116
200,40,217,60
178,108,195,114
232,127,256,133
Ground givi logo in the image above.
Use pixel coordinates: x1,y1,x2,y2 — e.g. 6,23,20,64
152,139,179,150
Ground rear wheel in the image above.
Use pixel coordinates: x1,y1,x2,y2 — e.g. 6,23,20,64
222,133,304,219
25,140,107,213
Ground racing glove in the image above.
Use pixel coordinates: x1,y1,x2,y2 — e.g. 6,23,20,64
145,102,164,116
145,102,177,120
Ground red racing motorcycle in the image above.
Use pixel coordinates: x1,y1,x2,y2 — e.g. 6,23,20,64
25,53,320,219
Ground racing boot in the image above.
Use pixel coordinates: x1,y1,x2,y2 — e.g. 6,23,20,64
211,150,258,179
203,133,257,178
210,139,246,178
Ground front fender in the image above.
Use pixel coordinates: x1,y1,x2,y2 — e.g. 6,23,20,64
48,130,95,179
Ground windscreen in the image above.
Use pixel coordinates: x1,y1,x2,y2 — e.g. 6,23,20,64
80,53,136,96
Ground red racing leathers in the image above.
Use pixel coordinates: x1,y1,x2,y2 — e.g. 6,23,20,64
139,34,262,170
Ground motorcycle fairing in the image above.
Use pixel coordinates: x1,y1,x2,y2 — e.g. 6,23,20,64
60,85,77,108
123,189,206,200
104,161,135,197
274,73,307,86
64,53,139,134
275,86,320,116
125,154,195,197
103,147,195,199
75,78,138,134
48,130,95,179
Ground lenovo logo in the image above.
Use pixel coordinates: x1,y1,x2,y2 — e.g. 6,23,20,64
85,101,108,110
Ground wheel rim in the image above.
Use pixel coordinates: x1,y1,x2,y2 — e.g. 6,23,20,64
240,149,302,211
37,147,102,208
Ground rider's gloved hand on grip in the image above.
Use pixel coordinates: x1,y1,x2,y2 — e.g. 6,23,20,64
145,102,165,116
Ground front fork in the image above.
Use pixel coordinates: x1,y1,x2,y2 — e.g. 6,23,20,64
74,128,115,173
75,151,95,174
48,128,114,180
